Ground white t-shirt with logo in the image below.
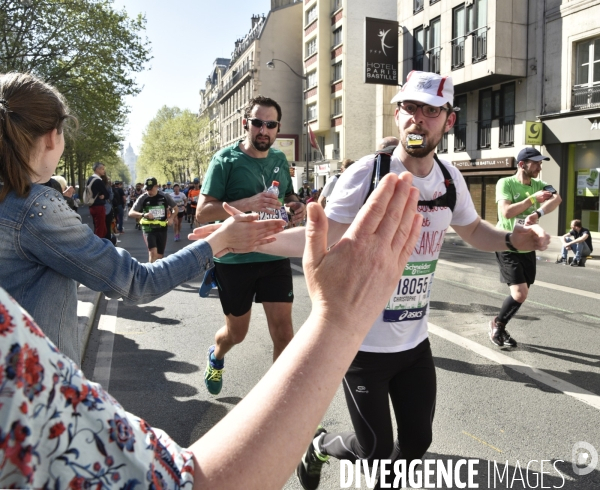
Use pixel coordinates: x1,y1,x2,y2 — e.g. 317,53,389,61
325,148,478,353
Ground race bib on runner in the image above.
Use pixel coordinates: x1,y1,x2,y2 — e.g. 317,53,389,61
258,205,289,224
383,260,437,322
516,218,526,225
147,205,165,219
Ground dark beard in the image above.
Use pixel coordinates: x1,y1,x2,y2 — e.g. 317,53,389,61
252,135,272,152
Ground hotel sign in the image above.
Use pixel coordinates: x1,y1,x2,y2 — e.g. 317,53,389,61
452,157,516,170
364,18,399,86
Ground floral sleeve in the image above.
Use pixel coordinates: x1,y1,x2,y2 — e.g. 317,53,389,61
0,287,194,489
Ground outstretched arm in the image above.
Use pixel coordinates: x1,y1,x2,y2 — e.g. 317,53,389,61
454,216,551,252
190,172,422,489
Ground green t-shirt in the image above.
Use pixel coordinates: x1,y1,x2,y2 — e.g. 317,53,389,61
496,175,547,251
202,141,294,264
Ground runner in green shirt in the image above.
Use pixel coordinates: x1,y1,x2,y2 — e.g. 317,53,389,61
490,147,562,348
197,95,306,395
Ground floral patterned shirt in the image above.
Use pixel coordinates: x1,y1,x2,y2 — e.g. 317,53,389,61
0,287,195,489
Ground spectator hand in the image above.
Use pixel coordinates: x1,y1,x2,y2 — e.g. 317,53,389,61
511,223,551,251
303,172,422,332
203,202,285,257
63,186,74,198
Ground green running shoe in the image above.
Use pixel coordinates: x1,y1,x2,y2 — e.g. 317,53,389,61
296,426,329,490
204,345,224,395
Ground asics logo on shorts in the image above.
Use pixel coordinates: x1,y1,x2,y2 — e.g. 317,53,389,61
398,310,425,321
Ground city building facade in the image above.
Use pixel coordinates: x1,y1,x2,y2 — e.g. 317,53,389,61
301,0,396,189
538,0,600,238
123,143,138,184
198,0,304,189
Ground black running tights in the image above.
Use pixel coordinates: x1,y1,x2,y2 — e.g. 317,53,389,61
318,338,437,467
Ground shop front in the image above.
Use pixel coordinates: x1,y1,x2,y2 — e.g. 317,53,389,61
451,157,517,225
543,112,600,237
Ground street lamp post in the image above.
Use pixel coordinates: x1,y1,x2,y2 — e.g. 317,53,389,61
266,58,311,187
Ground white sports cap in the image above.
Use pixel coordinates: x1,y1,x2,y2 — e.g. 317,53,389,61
391,70,454,107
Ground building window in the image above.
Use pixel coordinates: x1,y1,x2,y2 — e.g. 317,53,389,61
332,0,342,12
307,102,317,120
307,70,317,89
306,38,317,57
414,27,425,72
306,5,317,26
437,132,448,153
332,61,342,81
478,89,492,149
469,0,488,63
454,94,467,151
498,83,515,147
333,26,342,47
573,37,600,110
452,5,466,69
332,96,342,116
427,17,441,74
414,0,424,14
430,0,440,4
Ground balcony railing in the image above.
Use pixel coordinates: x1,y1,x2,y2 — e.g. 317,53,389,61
451,36,465,70
437,132,448,153
428,47,441,75
332,149,340,160
218,63,253,100
477,119,492,149
472,26,488,63
454,123,467,151
499,116,515,147
414,54,424,72
572,85,600,110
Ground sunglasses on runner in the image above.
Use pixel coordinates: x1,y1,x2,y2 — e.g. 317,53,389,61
397,102,448,118
248,118,280,129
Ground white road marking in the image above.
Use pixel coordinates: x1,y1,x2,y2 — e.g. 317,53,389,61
289,257,600,409
535,280,600,301
92,297,119,391
437,259,474,269
437,259,600,301
290,263,304,273
428,322,600,411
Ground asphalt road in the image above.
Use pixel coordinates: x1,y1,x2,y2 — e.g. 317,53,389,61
81,211,600,490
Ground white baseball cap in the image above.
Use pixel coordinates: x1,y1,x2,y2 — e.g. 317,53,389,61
391,71,454,107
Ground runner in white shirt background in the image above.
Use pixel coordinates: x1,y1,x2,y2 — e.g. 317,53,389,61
189,70,552,489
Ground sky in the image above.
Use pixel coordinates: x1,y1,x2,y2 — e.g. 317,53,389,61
111,0,272,154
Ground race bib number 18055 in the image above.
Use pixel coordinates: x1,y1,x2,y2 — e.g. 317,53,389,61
383,260,437,322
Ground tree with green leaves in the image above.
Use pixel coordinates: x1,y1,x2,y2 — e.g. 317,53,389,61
137,107,211,185
0,0,151,190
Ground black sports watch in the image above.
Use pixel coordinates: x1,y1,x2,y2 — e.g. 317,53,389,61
535,210,542,219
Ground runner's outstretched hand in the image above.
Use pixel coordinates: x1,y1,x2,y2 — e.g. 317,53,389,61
510,222,551,251
201,202,285,257
303,172,422,333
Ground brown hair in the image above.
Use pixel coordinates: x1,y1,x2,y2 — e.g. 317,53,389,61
341,159,355,171
243,95,282,122
572,219,582,228
0,72,75,201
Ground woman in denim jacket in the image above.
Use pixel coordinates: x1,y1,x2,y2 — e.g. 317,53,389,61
0,73,285,364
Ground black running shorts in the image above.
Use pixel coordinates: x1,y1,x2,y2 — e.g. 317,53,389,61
214,259,294,317
495,251,536,287
143,228,168,254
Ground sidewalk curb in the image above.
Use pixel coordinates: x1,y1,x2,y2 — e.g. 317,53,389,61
443,231,600,269
77,285,102,363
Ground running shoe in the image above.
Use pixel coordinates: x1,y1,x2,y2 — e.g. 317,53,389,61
502,329,518,348
296,426,329,490
204,345,224,395
555,257,566,265
571,259,581,267
199,267,217,298
489,317,504,347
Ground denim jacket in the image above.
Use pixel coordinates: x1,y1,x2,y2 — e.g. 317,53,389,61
0,184,214,363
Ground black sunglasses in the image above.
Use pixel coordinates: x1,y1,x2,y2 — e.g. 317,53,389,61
248,117,279,130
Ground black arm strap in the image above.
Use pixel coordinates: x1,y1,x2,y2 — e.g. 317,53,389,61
364,146,456,212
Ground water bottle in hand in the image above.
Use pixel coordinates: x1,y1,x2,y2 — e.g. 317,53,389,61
265,180,289,225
